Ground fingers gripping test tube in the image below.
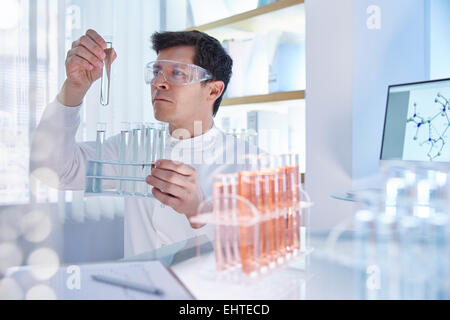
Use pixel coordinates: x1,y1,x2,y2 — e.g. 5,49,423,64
100,38,113,106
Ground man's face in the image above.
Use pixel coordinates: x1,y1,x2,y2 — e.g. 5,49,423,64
151,46,210,125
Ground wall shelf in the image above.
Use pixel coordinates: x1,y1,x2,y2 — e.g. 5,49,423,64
185,0,304,37
221,90,304,106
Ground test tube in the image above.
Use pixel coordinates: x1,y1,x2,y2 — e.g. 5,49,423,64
274,154,288,262
100,37,113,106
93,122,106,193
143,123,156,196
285,153,301,254
129,123,143,194
117,122,130,195
138,124,149,195
257,154,278,268
213,174,240,272
155,123,167,161
238,155,261,275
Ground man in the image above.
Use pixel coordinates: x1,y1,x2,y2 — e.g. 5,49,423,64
30,29,254,257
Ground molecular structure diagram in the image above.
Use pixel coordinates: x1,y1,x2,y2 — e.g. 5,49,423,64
406,93,450,161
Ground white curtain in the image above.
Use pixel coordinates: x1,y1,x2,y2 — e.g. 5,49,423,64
0,0,161,222
0,0,62,206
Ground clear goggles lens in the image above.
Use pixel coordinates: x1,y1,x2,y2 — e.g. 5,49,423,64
145,60,213,86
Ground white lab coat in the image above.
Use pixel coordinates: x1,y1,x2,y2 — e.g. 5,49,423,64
30,99,253,257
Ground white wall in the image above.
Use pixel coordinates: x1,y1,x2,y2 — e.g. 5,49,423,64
305,0,428,229
429,0,450,79
305,0,355,229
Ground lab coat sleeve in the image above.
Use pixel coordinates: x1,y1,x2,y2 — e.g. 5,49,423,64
30,99,120,190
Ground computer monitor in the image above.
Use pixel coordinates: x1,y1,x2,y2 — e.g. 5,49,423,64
380,78,450,163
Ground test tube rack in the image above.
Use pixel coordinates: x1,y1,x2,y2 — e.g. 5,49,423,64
85,159,155,197
85,122,168,198
190,174,314,279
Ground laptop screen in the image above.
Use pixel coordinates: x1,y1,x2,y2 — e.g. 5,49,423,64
380,78,450,162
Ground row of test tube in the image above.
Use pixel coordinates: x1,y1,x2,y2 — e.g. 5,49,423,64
211,153,305,276
226,129,258,147
92,121,167,196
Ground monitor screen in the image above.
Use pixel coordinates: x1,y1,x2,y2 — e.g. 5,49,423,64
381,78,450,162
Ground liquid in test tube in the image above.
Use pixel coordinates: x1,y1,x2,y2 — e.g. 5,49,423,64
143,124,155,196
238,156,261,275
130,123,142,195
254,158,271,271
100,38,113,106
156,123,167,160
286,154,301,253
274,155,287,262
238,171,259,275
213,174,240,272
117,122,130,195
93,122,106,193
283,154,297,256
259,155,278,267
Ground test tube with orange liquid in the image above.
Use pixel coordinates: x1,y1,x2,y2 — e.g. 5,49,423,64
286,154,301,253
273,154,288,263
213,174,240,272
238,156,260,276
257,154,279,268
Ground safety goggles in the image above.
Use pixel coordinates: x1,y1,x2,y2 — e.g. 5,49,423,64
145,59,213,86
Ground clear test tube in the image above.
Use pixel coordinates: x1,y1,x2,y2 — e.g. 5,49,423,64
247,129,258,147
93,122,107,193
143,123,156,196
238,155,261,275
155,123,167,161
137,124,149,195
129,123,143,195
240,128,247,142
117,122,130,195
100,37,113,106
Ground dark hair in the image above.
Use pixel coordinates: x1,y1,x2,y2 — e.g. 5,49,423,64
151,30,233,117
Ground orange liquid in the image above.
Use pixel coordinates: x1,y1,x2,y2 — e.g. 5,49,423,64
257,172,271,268
286,165,301,251
213,180,240,271
259,170,278,265
276,168,287,258
238,172,259,275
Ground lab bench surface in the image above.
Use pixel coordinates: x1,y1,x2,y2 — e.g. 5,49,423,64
124,229,359,300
